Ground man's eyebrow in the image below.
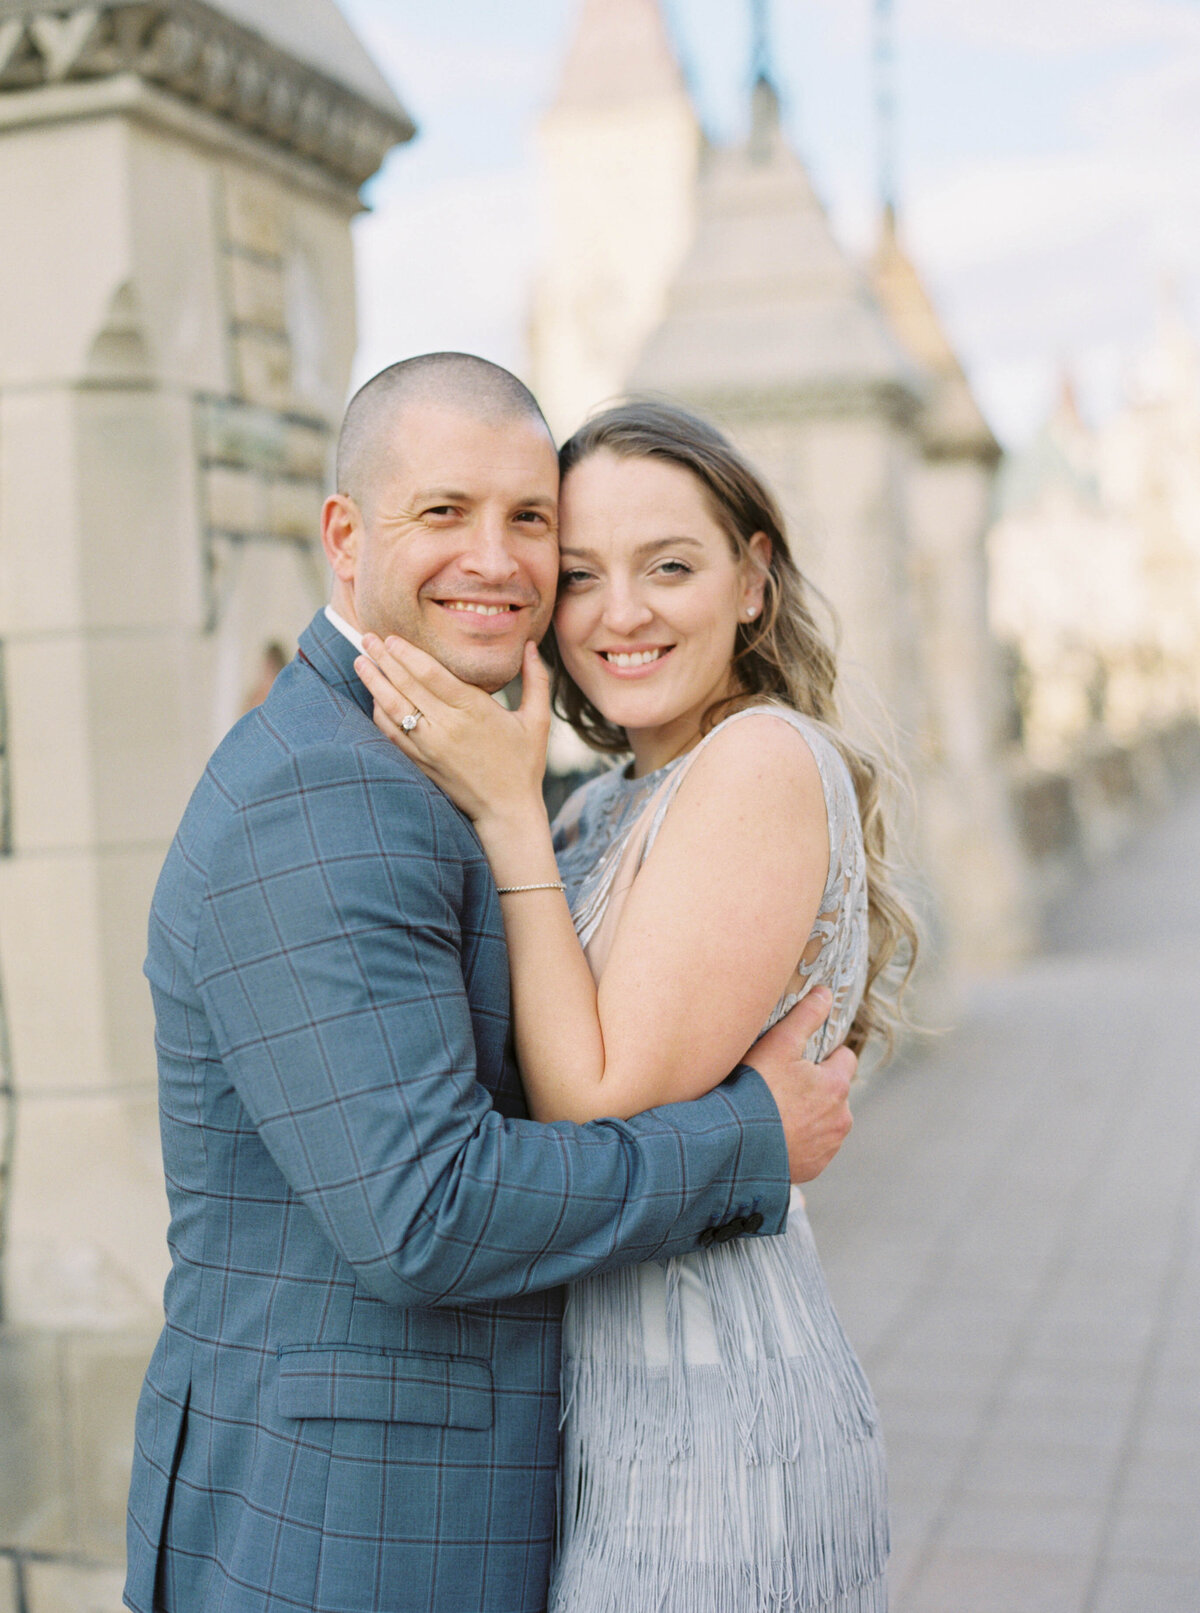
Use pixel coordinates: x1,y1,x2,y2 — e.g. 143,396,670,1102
411,487,473,505
408,489,557,513
559,536,705,560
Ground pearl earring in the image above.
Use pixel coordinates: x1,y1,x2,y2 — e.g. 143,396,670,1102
745,605,759,621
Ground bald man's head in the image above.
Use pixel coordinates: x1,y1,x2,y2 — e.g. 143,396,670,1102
336,353,552,512
321,353,560,692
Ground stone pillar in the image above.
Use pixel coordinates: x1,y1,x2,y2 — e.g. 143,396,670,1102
0,5,412,1602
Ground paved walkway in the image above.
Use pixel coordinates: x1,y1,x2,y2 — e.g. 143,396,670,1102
805,787,1200,1612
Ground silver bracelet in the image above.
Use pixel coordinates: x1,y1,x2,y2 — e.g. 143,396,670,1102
495,881,566,895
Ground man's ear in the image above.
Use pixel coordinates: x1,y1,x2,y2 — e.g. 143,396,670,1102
321,494,360,583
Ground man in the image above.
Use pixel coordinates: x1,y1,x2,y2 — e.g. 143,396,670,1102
126,355,855,1613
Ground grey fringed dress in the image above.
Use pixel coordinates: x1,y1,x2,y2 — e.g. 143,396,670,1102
549,705,889,1613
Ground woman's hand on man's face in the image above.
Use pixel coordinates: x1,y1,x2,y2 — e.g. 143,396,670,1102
356,634,552,827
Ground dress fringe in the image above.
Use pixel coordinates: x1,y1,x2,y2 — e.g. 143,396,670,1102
551,1208,889,1612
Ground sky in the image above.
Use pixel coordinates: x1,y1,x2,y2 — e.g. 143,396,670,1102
337,0,1200,448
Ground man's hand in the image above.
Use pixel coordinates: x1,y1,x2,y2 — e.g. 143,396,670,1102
748,987,856,1183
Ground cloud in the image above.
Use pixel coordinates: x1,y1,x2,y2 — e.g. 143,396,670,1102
906,151,1147,273
342,3,564,128
900,0,1200,55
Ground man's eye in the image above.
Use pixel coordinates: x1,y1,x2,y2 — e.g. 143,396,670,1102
423,506,458,520
514,510,550,526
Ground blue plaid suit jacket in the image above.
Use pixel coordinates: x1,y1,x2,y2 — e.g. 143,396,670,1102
125,610,790,1613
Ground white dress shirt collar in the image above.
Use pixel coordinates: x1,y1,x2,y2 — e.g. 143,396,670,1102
324,604,366,656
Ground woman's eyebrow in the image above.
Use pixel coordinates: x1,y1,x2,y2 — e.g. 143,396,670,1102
559,536,705,560
634,536,704,557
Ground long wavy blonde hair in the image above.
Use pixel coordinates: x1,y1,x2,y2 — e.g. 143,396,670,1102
546,400,918,1057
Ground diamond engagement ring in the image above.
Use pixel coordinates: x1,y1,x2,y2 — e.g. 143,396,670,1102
400,710,423,733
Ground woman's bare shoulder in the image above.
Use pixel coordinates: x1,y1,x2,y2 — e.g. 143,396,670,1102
685,708,825,798
651,708,829,865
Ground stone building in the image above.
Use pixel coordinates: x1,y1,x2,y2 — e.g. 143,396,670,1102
0,3,412,1604
531,1,1029,970
990,308,1200,775
986,308,1200,866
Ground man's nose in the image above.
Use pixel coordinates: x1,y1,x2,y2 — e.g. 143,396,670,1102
460,515,522,584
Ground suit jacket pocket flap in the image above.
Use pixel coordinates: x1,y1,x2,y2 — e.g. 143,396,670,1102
277,1347,492,1428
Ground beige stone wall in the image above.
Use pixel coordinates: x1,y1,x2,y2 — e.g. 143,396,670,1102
0,91,362,1605
727,408,924,743
906,456,1029,964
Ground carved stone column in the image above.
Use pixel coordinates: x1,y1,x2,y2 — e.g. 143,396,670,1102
0,6,412,1604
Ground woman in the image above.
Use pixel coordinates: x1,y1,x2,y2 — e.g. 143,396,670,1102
355,401,915,1612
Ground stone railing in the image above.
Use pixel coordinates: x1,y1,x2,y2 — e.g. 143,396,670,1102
1011,716,1200,897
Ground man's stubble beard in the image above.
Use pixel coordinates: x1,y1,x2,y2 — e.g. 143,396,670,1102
361,587,543,695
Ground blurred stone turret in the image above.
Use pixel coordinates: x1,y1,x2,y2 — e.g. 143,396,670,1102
871,208,1029,962
633,77,928,766
530,0,702,439
0,4,412,1602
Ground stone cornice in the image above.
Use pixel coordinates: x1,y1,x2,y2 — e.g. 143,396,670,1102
0,1,414,189
667,376,924,432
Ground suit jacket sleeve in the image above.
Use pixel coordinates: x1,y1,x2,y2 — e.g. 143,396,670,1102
193,737,790,1308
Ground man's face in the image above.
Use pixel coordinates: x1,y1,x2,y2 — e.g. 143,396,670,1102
338,404,560,692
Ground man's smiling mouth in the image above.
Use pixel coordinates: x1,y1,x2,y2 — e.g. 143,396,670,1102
438,600,522,616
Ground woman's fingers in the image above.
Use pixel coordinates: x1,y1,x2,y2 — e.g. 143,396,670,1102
360,634,451,722
355,653,421,738
520,641,552,731
376,632,484,712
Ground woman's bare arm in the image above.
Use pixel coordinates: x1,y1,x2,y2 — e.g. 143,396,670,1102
357,639,829,1123
493,714,829,1120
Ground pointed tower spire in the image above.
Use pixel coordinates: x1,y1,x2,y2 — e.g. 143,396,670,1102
748,0,782,161
531,0,702,435
873,0,899,227
871,217,999,461
631,100,916,409
750,0,772,84
552,0,687,109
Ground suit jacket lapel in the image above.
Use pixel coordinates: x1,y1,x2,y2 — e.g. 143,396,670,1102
298,610,373,718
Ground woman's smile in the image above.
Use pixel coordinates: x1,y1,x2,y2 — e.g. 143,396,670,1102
596,644,675,675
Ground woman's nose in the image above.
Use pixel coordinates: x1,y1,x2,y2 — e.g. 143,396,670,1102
600,587,654,635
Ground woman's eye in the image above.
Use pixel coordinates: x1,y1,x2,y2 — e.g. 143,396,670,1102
655,559,693,577
559,569,594,588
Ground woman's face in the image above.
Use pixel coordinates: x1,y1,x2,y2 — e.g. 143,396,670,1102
554,450,768,770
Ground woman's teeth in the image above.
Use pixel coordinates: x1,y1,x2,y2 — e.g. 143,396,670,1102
604,649,665,667
443,602,514,616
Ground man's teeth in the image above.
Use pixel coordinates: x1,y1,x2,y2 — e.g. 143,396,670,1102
442,602,514,616
604,648,665,667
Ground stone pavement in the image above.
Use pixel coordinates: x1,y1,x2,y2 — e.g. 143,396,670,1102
805,787,1200,1613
